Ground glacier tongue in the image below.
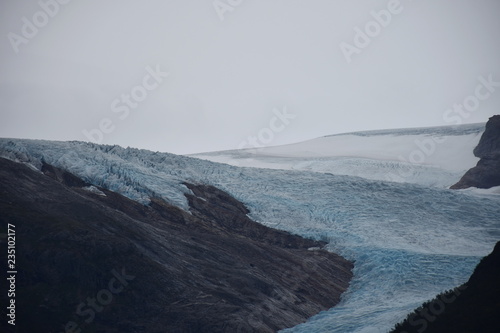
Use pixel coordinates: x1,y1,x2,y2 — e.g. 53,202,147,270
1,136,499,333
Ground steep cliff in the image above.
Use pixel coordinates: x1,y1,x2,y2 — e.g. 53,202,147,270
451,115,500,189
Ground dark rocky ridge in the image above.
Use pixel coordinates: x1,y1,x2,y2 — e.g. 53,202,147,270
451,115,500,189
0,157,352,333
390,241,500,333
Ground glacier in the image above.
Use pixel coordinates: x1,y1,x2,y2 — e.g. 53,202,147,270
0,123,499,333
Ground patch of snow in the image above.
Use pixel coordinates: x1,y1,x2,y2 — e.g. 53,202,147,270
82,185,106,196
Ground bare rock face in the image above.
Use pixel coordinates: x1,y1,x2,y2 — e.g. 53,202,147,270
472,115,500,159
451,115,500,189
0,157,353,333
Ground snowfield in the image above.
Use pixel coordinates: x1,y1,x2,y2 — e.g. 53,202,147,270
1,123,498,333
193,123,484,188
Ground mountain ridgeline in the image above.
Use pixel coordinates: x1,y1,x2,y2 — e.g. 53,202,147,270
0,157,352,333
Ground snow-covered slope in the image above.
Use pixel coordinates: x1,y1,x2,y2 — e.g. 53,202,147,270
193,123,484,188
0,132,499,333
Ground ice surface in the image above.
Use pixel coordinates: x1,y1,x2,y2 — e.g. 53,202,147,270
193,123,485,188
0,124,498,333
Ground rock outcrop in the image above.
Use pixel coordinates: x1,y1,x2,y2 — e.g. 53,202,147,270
0,157,352,333
451,115,500,189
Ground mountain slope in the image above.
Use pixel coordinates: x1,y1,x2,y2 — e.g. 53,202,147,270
0,157,352,333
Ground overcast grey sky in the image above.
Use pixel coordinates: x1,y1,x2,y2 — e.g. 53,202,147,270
1,0,499,154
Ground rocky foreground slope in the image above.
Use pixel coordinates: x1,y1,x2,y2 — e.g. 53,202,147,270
451,115,500,189
0,157,352,333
